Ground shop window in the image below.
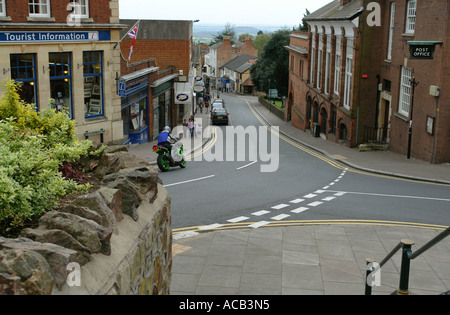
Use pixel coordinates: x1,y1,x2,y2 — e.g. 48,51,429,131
10,54,38,108
49,52,72,119
29,0,50,18
83,51,103,118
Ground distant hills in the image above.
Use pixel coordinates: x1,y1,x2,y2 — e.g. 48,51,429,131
194,24,291,43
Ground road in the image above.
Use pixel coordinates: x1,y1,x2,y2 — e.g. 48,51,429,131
160,94,450,234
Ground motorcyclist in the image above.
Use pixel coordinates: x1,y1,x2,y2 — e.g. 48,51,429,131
158,126,172,153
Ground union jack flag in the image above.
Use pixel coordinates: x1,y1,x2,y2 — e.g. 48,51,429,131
127,21,140,60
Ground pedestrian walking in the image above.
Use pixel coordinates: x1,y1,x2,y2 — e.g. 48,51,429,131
196,123,202,138
205,101,209,113
188,117,195,138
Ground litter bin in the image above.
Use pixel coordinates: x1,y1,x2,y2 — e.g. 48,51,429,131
313,123,320,137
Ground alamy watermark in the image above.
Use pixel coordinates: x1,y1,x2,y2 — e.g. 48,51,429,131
172,119,280,173
366,262,381,287
66,262,81,287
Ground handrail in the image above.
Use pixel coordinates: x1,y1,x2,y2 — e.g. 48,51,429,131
365,225,450,295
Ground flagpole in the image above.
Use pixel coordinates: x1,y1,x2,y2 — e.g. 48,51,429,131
113,19,141,49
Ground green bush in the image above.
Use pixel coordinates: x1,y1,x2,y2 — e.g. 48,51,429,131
0,80,92,236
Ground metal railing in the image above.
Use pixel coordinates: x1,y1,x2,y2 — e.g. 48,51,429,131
363,124,390,144
365,226,450,295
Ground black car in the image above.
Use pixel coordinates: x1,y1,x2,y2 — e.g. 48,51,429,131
211,109,229,125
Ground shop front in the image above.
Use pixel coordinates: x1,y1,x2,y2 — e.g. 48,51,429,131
151,74,178,140
119,67,158,145
0,29,124,145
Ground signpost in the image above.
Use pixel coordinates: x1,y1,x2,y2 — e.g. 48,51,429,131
407,41,442,60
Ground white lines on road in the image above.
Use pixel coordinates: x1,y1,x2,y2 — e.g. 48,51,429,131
252,210,271,216
307,201,323,207
271,203,290,210
185,170,352,236
236,161,258,170
249,221,270,229
199,223,223,230
291,207,309,214
326,190,450,202
164,175,215,187
271,214,290,221
227,216,250,223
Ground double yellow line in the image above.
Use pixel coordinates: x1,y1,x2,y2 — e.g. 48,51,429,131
187,127,218,160
173,219,448,236
245,100,346,170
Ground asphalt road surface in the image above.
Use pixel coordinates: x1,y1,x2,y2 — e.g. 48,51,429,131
160,94,450,232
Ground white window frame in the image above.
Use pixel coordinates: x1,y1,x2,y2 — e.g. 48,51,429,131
310,37,315,85
399,66,412,117
405,0,416,34
317,49,322,89
0,0,6,17
325,51,331,94
343,57,353,109
387,2,395,60
29,0,50,18
71,0,90,19
334,36,341,96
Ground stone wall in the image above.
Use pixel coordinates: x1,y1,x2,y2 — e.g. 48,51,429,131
0,146,172,295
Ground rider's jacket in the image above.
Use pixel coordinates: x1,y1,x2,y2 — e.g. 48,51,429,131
158,130,171,144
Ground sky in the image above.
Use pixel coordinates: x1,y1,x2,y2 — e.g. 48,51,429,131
119,0,331,27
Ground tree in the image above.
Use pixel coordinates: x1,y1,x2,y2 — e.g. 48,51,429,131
294,9,311,31
213,22,236,44
253,32,271,57
250,29,290,97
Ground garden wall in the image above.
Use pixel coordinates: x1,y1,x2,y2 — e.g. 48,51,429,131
0,146,172,295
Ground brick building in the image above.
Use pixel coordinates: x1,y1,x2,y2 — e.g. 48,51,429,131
285,31,309,129
376,0,450,163
0,0,124,145
205,36,258,90
118,20,194,144
287,0,449,163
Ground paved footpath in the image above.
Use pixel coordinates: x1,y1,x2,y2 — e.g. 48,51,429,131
130,93,450,295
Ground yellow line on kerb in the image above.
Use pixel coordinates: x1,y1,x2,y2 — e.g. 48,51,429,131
245,100,450,186
245,100,346,170
173,219,448,235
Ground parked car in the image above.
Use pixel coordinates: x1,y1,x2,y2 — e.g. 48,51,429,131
210,103,224,117
211,109,229,125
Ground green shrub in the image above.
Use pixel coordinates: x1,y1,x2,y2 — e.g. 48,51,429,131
0,80,92,236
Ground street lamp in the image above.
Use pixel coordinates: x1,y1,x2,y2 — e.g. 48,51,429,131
407,77,419,159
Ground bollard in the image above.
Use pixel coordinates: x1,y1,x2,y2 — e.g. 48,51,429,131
397,239,415,295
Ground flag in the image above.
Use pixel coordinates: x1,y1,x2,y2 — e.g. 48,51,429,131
127,21,140,61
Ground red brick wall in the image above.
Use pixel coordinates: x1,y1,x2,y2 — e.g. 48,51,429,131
379,0,450,163
217,39,258,68
5,0,111,23
121,39,191,77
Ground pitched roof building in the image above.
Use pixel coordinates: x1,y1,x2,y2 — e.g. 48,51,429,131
287,0,450,163
204,36,257,89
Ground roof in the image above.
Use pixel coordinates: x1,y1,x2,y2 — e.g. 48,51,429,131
235,62,252,74
304,0,363,22
220,54,257,71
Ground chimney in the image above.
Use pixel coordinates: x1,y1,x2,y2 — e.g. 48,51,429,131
223,36,231,46
340,0,352,6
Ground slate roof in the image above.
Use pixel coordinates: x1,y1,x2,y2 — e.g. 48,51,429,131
220,54,257,72
304,0,363,22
